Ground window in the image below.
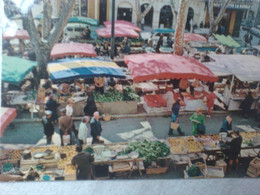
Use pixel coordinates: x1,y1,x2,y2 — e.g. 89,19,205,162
67,27,73,32
75,28,84,32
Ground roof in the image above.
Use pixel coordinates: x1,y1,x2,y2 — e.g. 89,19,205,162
208,54,260,82
213,34,240,48
2,55,38,85
124,53,217,83
47,58,126,83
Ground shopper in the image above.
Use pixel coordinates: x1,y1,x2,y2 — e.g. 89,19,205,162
42,110,54,145
239,91,254,118
206,89,216,118
189,108,205,135
66,99,74,117
58,108,73,145
220,115,232,133
58,83,70,96
83,92,97,117
71,145,94,180
244,31,253,47
162,87,175,116
45,94,60,123
155,34,163,53
168,99,185,136
90,111,103,144
78,116,90,145
94,77,106,94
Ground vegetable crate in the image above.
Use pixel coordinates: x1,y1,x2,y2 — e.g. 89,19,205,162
145,159,169,175
247,157,260,178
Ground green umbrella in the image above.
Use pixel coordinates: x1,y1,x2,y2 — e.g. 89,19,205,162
68,16,99,26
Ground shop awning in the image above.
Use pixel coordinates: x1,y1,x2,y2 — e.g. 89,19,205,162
154,28,175,34
3,30,30,40
2,55,38,85
208,54,260,82
47,58,126,83
104,20,141,32
213,34,240,48
96,26,140,38
0,107,17,137
68,16,99,26
184,33,207,43
203,62,232,77
50,43,97,60
124,53,217,83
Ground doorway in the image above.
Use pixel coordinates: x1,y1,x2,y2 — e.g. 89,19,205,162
159,5,173,28
99,0,107,24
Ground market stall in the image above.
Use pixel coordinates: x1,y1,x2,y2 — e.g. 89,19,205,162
0,107,17,137
124,53,218,112
213,34,240,48
183,33,207,43
104,20,141,32
96,26,140,39
3,30,30,40
68,16,99,26
50,43,97,60
205,54,260,110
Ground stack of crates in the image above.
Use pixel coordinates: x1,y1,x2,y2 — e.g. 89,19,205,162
247,157,260,178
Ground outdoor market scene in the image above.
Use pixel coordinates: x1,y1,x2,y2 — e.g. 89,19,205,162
1,0,260,182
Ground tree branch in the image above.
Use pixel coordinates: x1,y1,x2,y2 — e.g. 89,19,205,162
208,0,214,24
48,0,77,47
141,4,153,18
214,0,231,26
43,0,52,39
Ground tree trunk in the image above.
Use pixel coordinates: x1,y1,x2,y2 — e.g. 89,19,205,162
135,0,153,28
209,0,231,36
174,0,189,56
36,46,51,79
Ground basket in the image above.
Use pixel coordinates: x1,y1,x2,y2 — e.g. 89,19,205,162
146,166,168,175
102,114,111,122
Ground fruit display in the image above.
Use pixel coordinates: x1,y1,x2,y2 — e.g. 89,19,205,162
65,164,76,175
196,136,218,149
240,132,260,142
167,138,186,154
10,149,24,160
209,134,220,141
30,145,59,154
58,145,77,169
185,137,202,153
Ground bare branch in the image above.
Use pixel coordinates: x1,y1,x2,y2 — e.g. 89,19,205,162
48,0,77,47
43,0,52,39
141,4,153,18
208,0,214,24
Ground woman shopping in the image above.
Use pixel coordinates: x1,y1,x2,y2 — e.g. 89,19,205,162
189,108,206,135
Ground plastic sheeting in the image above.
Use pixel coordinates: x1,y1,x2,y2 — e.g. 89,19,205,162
208,54,260,82
124,53,217,83
3,30,30,40
47,58,126,83
2,55,37,85
104,20,141,32
184,33,207,43
50,43,97,59
96,26,140,38
68,16,99,26
0,107,17,137
213,34,240,48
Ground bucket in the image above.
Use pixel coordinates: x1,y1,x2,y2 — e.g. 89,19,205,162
102,114,111,122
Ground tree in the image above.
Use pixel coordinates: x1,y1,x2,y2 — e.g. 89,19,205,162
174,0,190,56
208,0,231,36
135,0,153,28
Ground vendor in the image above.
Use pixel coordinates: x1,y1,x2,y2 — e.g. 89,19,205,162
71,145,94,180
58,83,70,96
179,79,189,93
94,77,106,94
102,41,109,56
220,115,232,133
108,77,116,89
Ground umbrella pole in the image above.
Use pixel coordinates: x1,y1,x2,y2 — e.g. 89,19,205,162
110,0,115,59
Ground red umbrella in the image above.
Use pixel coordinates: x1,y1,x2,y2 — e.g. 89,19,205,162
0,107,17,137
3,30,30,40
96,26,140,38
104,20,141,32
124,53,217,83
50,43,97,59
184,33,207,43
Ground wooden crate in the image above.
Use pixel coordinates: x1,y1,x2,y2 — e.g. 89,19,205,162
205,166,225,178
64,173,76,181
216,160,227,174
146,166,168,175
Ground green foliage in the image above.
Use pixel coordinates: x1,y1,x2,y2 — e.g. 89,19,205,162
187,165,202,177
83,146,94,154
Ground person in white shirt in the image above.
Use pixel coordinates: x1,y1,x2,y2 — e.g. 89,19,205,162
66,99,74,117
78,116,90,145
162,88,175,116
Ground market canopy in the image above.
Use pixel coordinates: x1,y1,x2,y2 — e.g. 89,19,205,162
3,30,30,40
208,54,260,82
213,34,240,48
68,16,99,26
0,107,17,137
96,26,140,38
50,43,97,60
184,33,207,43
154,28,175,34
104,20,141,32
124,53,217,83
47,58,126,83
2,55,38,85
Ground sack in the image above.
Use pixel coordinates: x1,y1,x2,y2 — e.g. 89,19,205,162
63,134,70,145
171,122,180,130
197,124,206,135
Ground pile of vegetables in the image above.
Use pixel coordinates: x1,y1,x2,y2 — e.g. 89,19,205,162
125,140,170,163
187,165,202,177
94,87,139,102
83,146,94,154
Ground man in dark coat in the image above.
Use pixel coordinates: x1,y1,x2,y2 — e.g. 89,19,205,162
58,108,73,145
240,91,254,118
45,94,60,123
156,34,163,53
71,145,94,180
83,92,97,117
90,111,103,144
42,110,54,145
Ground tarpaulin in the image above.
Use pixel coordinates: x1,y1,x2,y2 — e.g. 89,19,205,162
2,55,38,85
0,107,17,137
213,34,240,48
154,28,175,34
68,16,99,26
104,20,141,32
96,26,140,38
47,58,126,83
3,30,30,40
50,43,97,59
184,33,207,43
124,53,218,83
208,54,260,82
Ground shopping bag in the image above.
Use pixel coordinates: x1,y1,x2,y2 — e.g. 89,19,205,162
197,124,206,135
171,122,180,130
63,134,70,145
